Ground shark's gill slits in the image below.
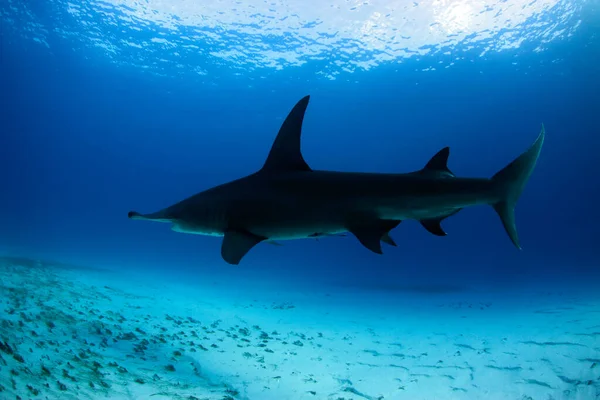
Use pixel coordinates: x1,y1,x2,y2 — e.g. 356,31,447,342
209,206,227,230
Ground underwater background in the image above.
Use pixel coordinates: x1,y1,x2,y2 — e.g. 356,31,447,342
1,0,600,399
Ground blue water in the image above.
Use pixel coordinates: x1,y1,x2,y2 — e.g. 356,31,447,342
1,0,599,399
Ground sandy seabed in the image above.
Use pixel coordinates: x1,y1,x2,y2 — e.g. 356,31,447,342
0,256,599,400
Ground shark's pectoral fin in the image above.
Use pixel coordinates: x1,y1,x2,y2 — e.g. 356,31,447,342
221,230,265,265
348,219,401,254
421,147,455,178
420,209,462,237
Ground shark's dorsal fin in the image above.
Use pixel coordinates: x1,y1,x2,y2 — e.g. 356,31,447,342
261,95,312,173
422,147,454,177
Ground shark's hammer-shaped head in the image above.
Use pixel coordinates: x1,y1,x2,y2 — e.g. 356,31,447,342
127,95,313,264
128,195,228,237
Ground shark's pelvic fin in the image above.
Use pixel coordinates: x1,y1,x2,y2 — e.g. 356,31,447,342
422,147,455,177
381,232,397,246
348,218,401,254
260,95,312,173
221,230,266,265
491,125,545,249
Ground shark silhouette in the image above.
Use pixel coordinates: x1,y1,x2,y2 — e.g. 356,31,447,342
129,95,545,265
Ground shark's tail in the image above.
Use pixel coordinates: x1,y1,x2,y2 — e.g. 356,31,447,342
490,125,545,249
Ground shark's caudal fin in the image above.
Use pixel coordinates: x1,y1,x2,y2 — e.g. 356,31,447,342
491,125,545,249
260,95,312,173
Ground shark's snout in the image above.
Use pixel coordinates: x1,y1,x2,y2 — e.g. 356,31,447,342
128,210,173,223
128,211,142,219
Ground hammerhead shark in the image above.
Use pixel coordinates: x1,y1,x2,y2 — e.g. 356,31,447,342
129,95,545,265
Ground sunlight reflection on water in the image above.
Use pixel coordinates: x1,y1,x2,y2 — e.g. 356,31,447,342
2,0,583,79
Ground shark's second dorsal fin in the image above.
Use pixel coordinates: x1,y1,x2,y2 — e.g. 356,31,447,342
260,95,312,173
422,147,454,177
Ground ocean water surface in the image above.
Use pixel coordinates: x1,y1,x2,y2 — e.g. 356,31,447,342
1,0,599,399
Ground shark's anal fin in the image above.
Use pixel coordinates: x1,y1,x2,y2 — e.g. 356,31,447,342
261,95,312,173
421,147,454,178
221,230,265,265
420,209,462,237
348,218,401,254
420,219,447,236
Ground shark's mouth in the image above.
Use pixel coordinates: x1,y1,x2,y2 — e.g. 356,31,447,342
170,222,224,237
